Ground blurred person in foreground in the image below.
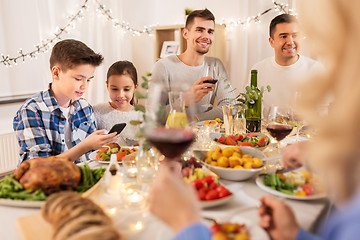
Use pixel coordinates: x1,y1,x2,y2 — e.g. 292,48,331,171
149,0,360,239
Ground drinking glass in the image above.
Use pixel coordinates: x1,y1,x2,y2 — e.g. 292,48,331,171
266,105,294,154
202,64,219,110
233,106,246,134
145,82,196,162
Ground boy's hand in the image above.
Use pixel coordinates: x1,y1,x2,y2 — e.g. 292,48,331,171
185,77,215,105
82,130,120,151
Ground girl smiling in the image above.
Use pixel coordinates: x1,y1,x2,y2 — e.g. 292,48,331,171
93,61,141,146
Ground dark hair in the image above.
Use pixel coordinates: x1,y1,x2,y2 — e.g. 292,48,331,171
49,39,103,71
269,14,298,38
185,8,215,29
106,61,138,105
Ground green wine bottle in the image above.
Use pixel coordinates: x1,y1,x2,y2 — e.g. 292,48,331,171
245,70,261,132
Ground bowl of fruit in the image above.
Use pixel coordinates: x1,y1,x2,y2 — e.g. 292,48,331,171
210,132,270,150
181,158,234,208
195,147,265,181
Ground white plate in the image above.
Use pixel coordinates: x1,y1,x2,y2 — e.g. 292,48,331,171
89,146,138,164
200,193,234,208
197,120,223,127
255,175,326,200
0,198,44,208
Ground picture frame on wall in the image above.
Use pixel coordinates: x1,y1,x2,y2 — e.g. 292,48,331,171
160,41,180,58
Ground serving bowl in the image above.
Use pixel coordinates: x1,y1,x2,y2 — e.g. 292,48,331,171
194,147,265,181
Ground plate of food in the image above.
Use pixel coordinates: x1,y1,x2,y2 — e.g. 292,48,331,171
255,170,326,200
181,157,233,208
207,215,269,240
89,143,138,164
197,118,223,127
210,132,270,150
0,157,105,208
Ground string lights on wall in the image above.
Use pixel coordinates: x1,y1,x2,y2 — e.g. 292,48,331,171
0,0,293,67
1,0,90,67
221,0,290,29
95,0,154,36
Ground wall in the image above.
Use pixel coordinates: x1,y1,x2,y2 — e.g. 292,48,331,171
0,0,298,133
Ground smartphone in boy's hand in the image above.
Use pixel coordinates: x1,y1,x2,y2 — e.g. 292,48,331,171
108,123,126,134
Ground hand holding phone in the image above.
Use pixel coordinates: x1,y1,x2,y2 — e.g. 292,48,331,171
108,123,126,134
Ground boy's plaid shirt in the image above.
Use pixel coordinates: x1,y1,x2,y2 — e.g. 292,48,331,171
13,87,96,164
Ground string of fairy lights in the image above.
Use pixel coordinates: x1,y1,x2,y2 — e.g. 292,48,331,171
0,0,293,67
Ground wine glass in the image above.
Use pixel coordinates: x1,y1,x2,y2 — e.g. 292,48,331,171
145,82,196,163
266,105,294,154
201,64,219,110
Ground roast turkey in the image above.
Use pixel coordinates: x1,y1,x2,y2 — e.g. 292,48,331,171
14,157,81,195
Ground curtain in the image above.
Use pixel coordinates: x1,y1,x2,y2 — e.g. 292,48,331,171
0,0,130,105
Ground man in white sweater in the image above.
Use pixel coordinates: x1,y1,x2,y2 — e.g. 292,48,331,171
251,14,323,114
151,9,235,121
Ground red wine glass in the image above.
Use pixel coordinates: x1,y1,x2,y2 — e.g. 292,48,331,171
266,105,294,154
145,82,196,162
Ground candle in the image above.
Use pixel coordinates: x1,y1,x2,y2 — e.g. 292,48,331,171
127,168,138,178
127,191,144,203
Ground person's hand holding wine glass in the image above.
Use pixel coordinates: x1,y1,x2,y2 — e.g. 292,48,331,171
145,82,196,166
266,105,294,154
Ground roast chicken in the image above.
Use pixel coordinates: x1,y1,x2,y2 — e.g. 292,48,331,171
14,157,81,195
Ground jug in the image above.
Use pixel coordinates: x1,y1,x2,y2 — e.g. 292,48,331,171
165,91,189,128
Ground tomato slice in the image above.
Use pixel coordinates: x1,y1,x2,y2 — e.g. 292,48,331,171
302,183,314,196
217,136,226,144
237,142,255,147
116,151,126,161
225,137,237,145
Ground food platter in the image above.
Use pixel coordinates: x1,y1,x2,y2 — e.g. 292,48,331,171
89,146,138,164
210,132,270,150
0,169,104,208
228,215,270,240
255,175,326,200
0,198,44,208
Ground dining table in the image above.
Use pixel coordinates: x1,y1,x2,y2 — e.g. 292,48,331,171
0,155,330,240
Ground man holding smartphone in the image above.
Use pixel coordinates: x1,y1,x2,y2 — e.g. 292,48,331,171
151,9,235,121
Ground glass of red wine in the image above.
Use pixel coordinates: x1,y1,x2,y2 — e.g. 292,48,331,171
266,105,294,154
145,82,196,163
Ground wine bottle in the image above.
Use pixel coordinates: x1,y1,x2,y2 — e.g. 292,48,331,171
245,70,261,132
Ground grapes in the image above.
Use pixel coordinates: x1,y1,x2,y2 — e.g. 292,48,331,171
180,157,203,169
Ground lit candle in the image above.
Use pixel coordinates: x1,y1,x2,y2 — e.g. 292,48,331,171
127,191,144,203
132,221,144,231
127,167,138,178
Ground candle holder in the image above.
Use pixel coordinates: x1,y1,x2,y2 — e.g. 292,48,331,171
121,182,149,210
123,159,138,179
136,147,159,184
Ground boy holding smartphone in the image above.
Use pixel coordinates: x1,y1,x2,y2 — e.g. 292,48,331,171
13,39,119,163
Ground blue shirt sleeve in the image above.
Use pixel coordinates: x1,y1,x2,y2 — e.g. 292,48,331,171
296,228,322,240
173,223,211,240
